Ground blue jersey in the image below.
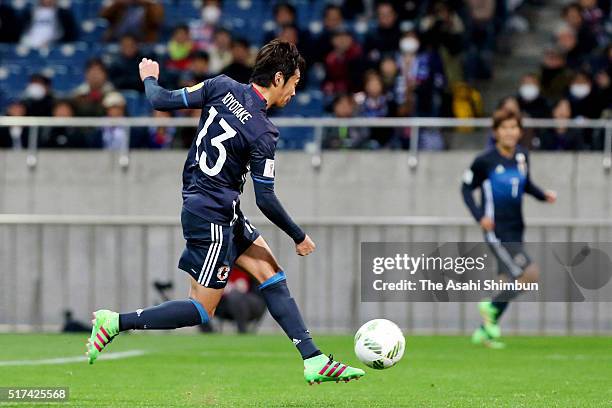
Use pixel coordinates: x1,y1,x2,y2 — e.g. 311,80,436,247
179,75,278,224
461,146,546,241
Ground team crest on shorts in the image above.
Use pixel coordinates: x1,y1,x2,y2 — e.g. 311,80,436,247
217,265,230,281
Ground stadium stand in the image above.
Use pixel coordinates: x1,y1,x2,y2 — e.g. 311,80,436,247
0,0,610,150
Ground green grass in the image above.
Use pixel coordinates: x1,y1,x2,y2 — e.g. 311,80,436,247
0,333,611,407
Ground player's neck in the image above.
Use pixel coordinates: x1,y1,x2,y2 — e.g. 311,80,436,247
252,83,272,109
496,143,516,158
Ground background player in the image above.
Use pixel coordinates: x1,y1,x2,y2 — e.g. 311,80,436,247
461,109,557,348
86,40,364,384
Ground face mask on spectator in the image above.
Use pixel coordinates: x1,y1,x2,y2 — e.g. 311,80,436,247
202,5,221,24
400,37,419,54
25,83,46,100
570,83,591,99
519,84,539,101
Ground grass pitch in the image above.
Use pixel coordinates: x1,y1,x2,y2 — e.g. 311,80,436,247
0,333,610,407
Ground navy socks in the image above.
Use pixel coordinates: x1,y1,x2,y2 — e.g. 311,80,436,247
119,299,208,331
259,272,322,360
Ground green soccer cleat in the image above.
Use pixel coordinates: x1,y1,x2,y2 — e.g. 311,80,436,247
471,326,506,349
304,354,365,385
478,300,501,339
86,309,120,365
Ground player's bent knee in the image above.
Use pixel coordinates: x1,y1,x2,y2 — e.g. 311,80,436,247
520,264,539,284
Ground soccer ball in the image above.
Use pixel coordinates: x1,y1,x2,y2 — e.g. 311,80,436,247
354,319,405,369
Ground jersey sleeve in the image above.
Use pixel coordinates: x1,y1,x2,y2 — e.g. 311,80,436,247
249,133,306,243
523,152,547,201
181,79,211,109
461,156,488,222
144,76,214,111
249,132,277,183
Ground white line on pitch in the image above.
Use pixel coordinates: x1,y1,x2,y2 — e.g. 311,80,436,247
0,350,147,366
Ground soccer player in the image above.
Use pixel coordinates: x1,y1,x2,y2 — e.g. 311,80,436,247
461,109,556,348
86,40,364,384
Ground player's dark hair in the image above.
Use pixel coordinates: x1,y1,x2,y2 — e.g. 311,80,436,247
492,108,523,130
250,39,305,87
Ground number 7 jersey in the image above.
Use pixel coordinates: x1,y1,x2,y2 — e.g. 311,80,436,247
181,75,279,224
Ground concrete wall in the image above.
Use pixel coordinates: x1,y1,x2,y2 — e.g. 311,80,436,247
1,221,611,334
1,151,611,333
0,151,611,219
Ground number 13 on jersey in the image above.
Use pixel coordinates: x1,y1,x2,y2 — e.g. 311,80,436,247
195,106,237,176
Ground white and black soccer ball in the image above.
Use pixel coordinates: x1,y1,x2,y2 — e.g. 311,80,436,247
354,319,405,369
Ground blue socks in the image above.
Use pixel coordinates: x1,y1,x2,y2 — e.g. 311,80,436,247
259,272,322,360
119,299,208,331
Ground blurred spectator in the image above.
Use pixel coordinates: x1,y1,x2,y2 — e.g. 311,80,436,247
147,110,175,149
340,0,366,21
396,0,423,21
0,2,22,43
396,31,448,118
221,38,253,84
0,100,28,149
189,0,221,51
264,2,310,47
555,24,587,70
562,3,597,56
208,28,233,74
93,92,147,149
100,92,129,149
541,99,582,150
72,58,115,117
23,74,54,116
498,96,521,115
20,0,77,48
108,35,144,91
314,5,345,63
593,46,611,107
516,74,550,118
567,70,607,148
540,47,573,102
167,25,195,72
355,70,396,147
567,70,605,119
174,108,201,148
578,0,605,43
101,0,164,43
323,93,367,149
323,29,363,95
213,268,266,334
451,81,484,122
364,1,401,65
465,0,495,81
379,56,399,94
180,51,212,87
276,25,313,80
516,73,550,149
40,100,92,148
420,1,465,83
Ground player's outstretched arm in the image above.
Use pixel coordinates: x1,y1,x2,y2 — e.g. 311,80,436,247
253,180,307,244
461,162,485,222
523,155,556,203
139,58,195,111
